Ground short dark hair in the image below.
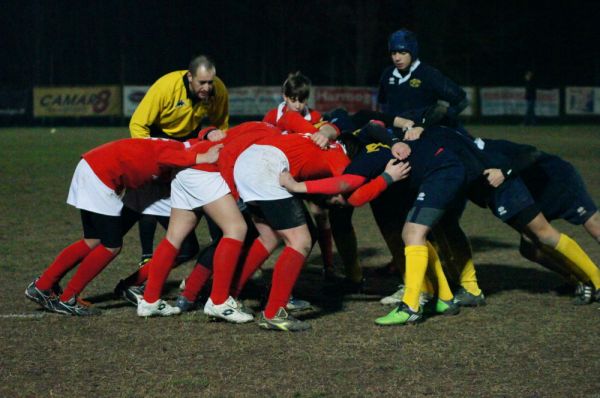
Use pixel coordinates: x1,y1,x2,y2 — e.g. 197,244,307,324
283,71,311,102
188,55,216,76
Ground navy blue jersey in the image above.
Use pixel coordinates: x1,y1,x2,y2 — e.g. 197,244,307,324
377,61,466,122
485,139,597,225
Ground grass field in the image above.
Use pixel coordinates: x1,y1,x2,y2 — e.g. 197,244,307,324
1,125,599,397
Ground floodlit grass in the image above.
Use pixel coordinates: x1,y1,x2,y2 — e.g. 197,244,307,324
0,124,599,397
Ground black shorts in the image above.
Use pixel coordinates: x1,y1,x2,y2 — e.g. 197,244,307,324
406,159,467,227
487,177,538,225
523,156,597,225
80,210,125,248
247,197,307,230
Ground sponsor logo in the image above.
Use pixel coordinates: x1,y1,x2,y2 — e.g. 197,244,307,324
176,100,186,108
577,206,587,216
222,309,234,316
40,89,112,113
128,91,146,103
388,77,396,85
417,192,426,201
497,206,507,216
409,78,422,88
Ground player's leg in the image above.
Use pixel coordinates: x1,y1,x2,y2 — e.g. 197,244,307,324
426,241,460,315
519,213,600,295
247,197,312,331
583,211,600,244
137,214,157,265
329,206,364,288
48,211,122,316
307,201,335,276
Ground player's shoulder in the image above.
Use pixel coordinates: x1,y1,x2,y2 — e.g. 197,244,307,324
379,65,396,80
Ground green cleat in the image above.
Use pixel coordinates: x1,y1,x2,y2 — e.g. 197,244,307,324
453,287,486,307
258,307,311,332
432,298,460,315
374,302,423,326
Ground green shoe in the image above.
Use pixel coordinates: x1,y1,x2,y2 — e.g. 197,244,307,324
453,287,486,307
374,302,422,326
434,298,460,315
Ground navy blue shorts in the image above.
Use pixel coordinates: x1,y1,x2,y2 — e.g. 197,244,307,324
522,155,597,225
406,159,467,227
487,177,538,224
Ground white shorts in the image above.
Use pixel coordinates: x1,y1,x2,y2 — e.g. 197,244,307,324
122,181,172,217
170,168,230,210
234,145,292,202
66,159,123,216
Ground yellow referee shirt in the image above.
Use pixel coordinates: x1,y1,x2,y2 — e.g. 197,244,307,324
129,70,229,139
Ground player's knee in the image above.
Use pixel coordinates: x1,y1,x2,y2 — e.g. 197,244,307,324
223,223,247,242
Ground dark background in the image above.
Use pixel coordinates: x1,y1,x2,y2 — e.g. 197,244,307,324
2,0,600,88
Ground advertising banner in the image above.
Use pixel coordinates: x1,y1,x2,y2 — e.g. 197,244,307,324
123,86,150,117
314,87,376,113
480,87,559,116
0,89,29,116
34,86,122,117
565,87,600,115
461,87,476,116
229,86,283,116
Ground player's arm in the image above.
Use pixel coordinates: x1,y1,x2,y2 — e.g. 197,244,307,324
347,160,411,207
280,172,367,194
433,68,468,118
356,122,411,161
483,139,543,187
208,77,229,130
156,141,222,168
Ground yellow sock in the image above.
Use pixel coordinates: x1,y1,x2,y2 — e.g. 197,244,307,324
403,245,429,310
539,244,588,283
554,234,600,288
422,275,434,296
460,258,482,296
426,241,454,301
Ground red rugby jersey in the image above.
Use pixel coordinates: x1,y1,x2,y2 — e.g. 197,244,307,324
263,102,322,131
82,138,208,193
255,133,350,181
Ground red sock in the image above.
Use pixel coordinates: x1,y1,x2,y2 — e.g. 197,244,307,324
233,239,270,297
209,238,243,305
60,245,116,301
143,239,178,303
317,227,334,270
122,261,151,287
37,240,92,290
182,263,212,301
264,246,306,318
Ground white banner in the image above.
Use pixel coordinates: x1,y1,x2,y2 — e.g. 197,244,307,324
229,86,284,116
480,87,559,116
565,87,600,115
123,85,150,117
462,87,476,116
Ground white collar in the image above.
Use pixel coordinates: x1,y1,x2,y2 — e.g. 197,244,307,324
392,59,421,83
276,101,312,122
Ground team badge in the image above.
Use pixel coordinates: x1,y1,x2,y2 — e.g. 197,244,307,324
409,78,422,88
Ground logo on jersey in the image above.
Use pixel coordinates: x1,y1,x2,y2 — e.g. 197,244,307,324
409,78,422,88
497,206,507,216
176,100,186,108
577,206,587,216
388,77,396,85
365,142,390,153
417,192,426,201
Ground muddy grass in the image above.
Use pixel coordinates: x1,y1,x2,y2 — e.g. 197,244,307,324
1,125,599,397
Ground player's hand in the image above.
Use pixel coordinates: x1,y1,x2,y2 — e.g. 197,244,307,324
403,126,424,141
311,132,330,149
484,168,505,187
384,159,411,182
279,171,304,192
206,129,226,142
197,144,223,164
391,142,411,160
